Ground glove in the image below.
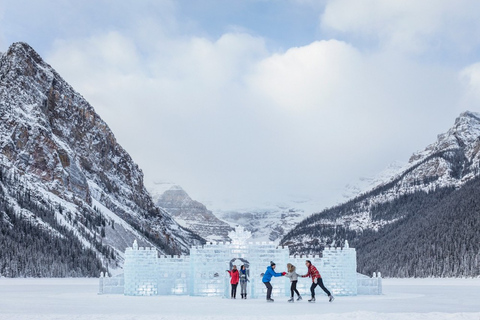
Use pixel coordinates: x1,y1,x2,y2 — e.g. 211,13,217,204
314,278,318,284
282,272,286,276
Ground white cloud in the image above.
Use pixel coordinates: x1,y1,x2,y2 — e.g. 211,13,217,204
321,0,480,55
460,63,480,105
42,2,477,210
247,40,363,111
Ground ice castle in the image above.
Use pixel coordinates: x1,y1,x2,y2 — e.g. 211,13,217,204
99,226,382,297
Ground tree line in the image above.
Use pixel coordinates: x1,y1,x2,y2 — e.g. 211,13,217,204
281,172,480,277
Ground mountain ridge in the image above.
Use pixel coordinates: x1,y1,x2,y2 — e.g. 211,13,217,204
0,42,204,276
280,110,480,277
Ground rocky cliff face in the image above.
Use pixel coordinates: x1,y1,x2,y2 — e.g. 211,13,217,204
152,185,233,242
0,42,204,274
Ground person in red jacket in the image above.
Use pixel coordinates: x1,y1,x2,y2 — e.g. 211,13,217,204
301,260,334,303
227,265,240,299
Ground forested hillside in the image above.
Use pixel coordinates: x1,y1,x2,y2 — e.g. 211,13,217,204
0,169,107,277
281,111,480,277
281,176,480,277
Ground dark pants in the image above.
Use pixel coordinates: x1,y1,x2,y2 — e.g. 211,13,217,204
290,280,300,297
263,281,273,300
310,278,331,297
231,283,238,298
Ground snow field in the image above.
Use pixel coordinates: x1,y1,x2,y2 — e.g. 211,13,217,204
0,278,479,320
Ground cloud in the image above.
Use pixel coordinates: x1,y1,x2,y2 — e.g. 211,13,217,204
321,0,480,56
460,63,480,105
41,2,478,210
247,40,363,111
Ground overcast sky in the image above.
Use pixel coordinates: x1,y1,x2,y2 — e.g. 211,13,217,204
1,0,480,211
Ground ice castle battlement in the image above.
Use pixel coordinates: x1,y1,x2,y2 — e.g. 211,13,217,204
100,227,381,297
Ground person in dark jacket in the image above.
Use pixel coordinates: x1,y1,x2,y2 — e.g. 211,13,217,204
227,265,240,299
261,261,285,302
285,263,301,302
301,260,334,303
239,265,249,299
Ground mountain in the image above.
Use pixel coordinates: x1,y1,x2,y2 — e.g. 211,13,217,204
280,111,480,277
341,160,406,201
150,183,233,242
0,42,204,277
215,203,314,243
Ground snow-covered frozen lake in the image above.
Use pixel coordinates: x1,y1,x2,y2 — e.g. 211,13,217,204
0,277,479,319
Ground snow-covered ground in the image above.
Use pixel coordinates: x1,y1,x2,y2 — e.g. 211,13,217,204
0,278,479,319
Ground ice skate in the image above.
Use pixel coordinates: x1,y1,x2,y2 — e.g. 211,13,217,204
297,295,302,301
329,295,334,302
288,297,294,303
308,297,315,303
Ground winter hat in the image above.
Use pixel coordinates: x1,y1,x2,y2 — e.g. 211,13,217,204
270,261,276,267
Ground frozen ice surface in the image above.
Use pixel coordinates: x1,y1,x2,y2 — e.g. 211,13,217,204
118,227,377,297
1,278,480,320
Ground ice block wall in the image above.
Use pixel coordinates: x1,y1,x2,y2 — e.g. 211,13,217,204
124,240,159,296
157,255,190,295
319,240,357,296
246,242,289,299
357,272,382,295
115,227,375,297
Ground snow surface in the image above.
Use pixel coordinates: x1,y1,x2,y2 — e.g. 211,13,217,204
0,278,479,319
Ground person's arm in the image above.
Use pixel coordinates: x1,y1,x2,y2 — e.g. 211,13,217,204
272,270,284,277
301,268,310,278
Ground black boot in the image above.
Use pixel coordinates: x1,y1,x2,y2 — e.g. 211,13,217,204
244,294,247,299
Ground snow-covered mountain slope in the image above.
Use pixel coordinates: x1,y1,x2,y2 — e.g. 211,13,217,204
150,183,233,242
280,111,480,277
341,160,407,201
0,42,204,275
286,111,480,235
206,161,407,244
215,200,322,243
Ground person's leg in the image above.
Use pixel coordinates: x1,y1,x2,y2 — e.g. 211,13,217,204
317,278,331,296
233,283,238,298
292,280,300,297
264,282,273,300
231,284,234,298
310,282,317,298
290,282,294,298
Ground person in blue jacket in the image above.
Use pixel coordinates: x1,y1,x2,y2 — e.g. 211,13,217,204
262,261,286,302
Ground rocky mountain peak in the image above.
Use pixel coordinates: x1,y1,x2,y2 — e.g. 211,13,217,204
152,185,233,242
410,111,480,164
1,41,204,275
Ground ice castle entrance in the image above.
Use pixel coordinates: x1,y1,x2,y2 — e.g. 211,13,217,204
228,257,250,298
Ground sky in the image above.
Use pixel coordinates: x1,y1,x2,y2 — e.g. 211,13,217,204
1,0,480,211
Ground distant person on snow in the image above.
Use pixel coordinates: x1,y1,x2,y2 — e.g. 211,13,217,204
262,261,286,302
239,265,249,299
301,260,334,303
285,263,302,302
227,265,239,299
